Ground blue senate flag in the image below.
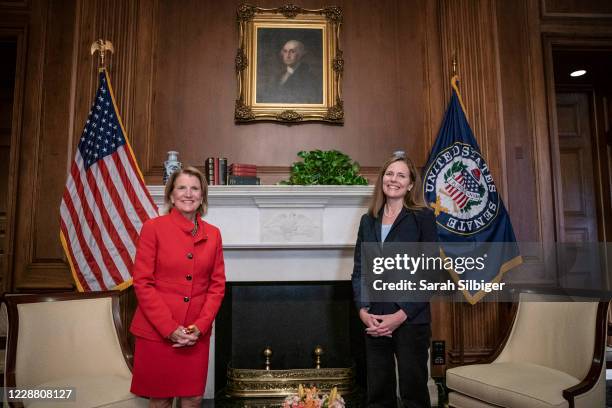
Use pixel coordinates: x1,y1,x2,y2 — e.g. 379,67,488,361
423,77,522,304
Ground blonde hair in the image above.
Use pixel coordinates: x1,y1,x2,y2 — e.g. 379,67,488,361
368,154,426,218
163,166,208,216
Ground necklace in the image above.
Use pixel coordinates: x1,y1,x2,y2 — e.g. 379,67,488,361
384,204,402,218
191,218,199,236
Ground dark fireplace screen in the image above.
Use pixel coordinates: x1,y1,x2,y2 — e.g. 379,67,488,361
215,281,365,393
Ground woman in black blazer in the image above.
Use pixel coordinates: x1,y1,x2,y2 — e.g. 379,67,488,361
352,152,438,408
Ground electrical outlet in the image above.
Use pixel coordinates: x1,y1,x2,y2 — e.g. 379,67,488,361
432,340,445,365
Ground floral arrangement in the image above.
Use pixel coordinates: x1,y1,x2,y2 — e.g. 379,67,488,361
282,385,345,408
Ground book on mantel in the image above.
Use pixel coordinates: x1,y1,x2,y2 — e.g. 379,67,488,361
229,164,256,176
205,157,215,185
229,163,256,171
228,175,260,185
218,158,227,185
231,169,257,176
204,157,228,185
228,163,258,184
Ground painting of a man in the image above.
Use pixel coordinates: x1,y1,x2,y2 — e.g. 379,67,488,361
256,28,324,104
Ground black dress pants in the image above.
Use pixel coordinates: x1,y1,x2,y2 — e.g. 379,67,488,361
364,323,431,408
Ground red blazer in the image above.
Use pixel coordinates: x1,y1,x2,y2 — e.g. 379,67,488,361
130,209,226,341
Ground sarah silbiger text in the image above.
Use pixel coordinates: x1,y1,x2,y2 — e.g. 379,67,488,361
372,279,505,294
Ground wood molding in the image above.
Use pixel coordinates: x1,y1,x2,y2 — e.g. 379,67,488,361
10,0,53,288
0,26,27,293
540,22,612,36
131,0,157,178
10,0,79,290
542,36,612,246
439,0,506,197
71,0,143,149
142,165,382,186
525,0,558,247
522,0,560,276
490,0,558,285
0,0,28,10
448,349,496,365
592,92,612,248
17,262,74,290
256,165,380,186
81,0,159,181
423,0,445,151
540,0,612,21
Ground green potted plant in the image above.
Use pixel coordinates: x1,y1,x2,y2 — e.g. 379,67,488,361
281,150,368,185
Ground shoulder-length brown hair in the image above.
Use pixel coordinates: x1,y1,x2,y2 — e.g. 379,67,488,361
368,154,426,218
163,166,208,216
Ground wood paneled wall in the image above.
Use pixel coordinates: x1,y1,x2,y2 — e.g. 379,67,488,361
1,0,611,372
3,0,77,290
133,0,446,181
440,0,506,194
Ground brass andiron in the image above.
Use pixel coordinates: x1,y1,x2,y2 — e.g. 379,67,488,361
314,345,324,369
226,344,356,398
263,346,273,371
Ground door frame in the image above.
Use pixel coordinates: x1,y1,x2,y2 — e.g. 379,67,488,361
543,35,612,245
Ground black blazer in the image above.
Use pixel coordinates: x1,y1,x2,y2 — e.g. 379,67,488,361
351,207,438,324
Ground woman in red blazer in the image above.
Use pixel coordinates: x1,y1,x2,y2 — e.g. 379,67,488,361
130,166,226,408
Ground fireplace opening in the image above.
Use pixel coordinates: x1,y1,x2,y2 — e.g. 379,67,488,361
215,281,366,394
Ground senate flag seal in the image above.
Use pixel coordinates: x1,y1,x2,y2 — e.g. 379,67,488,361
423,142,499,236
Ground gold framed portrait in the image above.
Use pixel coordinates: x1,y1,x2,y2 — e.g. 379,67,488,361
235,4,344,124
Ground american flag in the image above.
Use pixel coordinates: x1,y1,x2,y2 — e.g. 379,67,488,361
445,166,481,210
59,69,158,291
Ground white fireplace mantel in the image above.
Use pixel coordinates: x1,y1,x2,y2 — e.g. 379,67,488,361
148,185,374,281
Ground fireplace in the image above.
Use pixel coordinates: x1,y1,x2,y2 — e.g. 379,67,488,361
219,282,356,370
215,281,365,398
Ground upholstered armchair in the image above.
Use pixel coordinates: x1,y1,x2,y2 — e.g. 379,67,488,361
446,293,608,408
3,291,148,408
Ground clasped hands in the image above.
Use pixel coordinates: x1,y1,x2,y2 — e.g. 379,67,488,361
359,308,407,338
169,324,201,348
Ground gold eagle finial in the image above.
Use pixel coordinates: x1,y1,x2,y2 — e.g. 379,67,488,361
90,39,114,67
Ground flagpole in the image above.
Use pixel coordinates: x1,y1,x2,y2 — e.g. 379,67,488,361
450,55,468,115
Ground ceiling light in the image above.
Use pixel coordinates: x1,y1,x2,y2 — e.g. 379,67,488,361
570,70,587,77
